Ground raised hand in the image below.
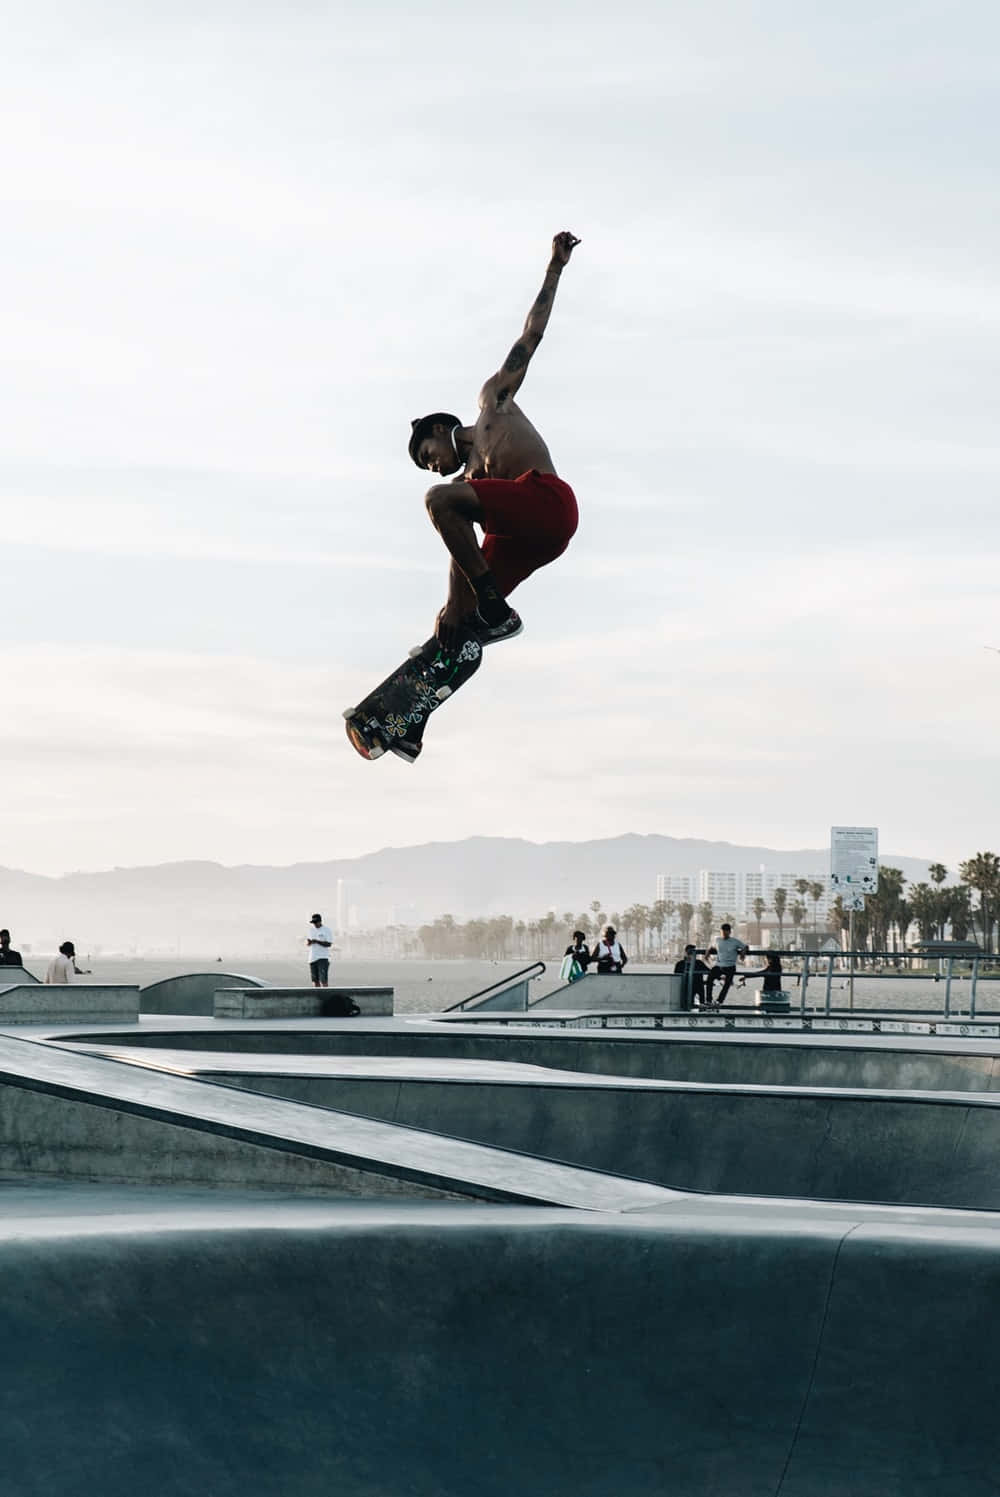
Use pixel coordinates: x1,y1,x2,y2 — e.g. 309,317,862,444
551,231,581,266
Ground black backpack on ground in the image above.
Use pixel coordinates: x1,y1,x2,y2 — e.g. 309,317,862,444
320,992,362,1017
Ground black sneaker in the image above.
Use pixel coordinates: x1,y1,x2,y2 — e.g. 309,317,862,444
473,607,524,644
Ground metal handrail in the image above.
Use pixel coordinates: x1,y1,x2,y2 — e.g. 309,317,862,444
443,960,547,1012
689,947,997,1017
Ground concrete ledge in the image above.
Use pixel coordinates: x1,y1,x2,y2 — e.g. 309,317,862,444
0,965,40,985
140,972,266,1017
0,984,139,1026
213,987,393,1019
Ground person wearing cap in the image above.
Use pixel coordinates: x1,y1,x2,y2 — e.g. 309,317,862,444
591,926,628,975
305,913,335,988
408,231,582,652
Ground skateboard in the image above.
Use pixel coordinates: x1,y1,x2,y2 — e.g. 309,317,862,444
344,628,483,762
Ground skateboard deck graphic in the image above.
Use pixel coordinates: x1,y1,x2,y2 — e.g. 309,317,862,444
344,628,483,762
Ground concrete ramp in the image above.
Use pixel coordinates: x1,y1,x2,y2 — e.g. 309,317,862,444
140,971,266,1015
68,1020,1000,1091
0,1036,677,1210
1,1189,999,1496
70,1044,1000,1213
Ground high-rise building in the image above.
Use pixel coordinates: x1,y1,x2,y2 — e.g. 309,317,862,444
655,873,695,904
656,870,835,922
698,870,742,913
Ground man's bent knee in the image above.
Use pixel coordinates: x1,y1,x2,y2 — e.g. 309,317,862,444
425,483,480,527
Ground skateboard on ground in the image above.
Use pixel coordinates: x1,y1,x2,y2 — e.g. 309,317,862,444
344,627,483,763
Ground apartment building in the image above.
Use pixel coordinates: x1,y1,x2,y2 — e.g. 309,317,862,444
655,870,834,921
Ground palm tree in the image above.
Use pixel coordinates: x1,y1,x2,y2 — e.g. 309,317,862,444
752,897,766,944
773,888,788,946
865,866,906,953
696,902,714,947
678,902,695,945
959,853,1000,954
790,900,806,946
808,881,825,943
926,864,948,938
829,895,850,947
944,885,974,943
893,898,912,954
909,884,939,943
651,899,673,958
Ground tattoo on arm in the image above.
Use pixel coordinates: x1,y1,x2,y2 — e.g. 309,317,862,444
503,341,529,373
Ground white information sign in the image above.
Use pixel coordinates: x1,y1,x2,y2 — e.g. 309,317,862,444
830,826,879,893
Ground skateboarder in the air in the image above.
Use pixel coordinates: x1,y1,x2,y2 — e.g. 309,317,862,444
408,230,581,649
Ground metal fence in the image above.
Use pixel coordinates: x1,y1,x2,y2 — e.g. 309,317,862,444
692,948,1000,1018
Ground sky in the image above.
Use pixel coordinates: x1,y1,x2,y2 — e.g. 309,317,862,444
4,0,999,878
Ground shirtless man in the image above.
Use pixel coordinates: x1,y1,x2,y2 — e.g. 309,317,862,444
408,230,581,648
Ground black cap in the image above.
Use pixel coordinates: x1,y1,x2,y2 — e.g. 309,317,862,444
310,913,322,923
408,412,461,467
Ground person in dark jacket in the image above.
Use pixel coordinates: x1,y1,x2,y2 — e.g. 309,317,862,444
673,944,711,1007
0,929,23,966
564,931,591,972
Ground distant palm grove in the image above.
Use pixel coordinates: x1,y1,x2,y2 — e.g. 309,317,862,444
416,853,1000,961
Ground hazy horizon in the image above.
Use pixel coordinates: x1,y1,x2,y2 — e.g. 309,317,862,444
0,827,949,882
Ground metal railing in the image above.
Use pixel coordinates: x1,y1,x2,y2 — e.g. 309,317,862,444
684,948,998,1018
443,961,547,1012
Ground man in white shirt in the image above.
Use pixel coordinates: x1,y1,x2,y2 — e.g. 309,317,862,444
706,924,748,1007
306,914,335,988
45,941,89,984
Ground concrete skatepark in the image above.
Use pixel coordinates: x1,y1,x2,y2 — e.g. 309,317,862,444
3,966,1000,1493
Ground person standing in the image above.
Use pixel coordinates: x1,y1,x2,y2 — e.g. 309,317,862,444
705,923,748,1007
45,941,89,983
306,913,335,988
0,929,24,967
562,930,591,982
592,926,628,975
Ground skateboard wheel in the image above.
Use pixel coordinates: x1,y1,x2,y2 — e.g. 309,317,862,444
435,685,452,701
342,708,356,721
367,743,386,760
408,645,425,660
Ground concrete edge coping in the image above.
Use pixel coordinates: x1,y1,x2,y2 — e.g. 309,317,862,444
63,1043,1000,1111
0,1034,677,1214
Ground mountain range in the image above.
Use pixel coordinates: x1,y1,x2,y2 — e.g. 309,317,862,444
0,835,935,955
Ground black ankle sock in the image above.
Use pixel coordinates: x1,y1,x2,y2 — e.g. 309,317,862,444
472,571,509,623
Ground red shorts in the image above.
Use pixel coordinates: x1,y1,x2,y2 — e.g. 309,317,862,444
466,470,578,598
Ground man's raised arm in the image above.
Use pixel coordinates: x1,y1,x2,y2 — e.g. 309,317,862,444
480,231,581,410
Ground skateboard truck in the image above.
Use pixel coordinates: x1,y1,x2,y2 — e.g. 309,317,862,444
342,709,387,760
